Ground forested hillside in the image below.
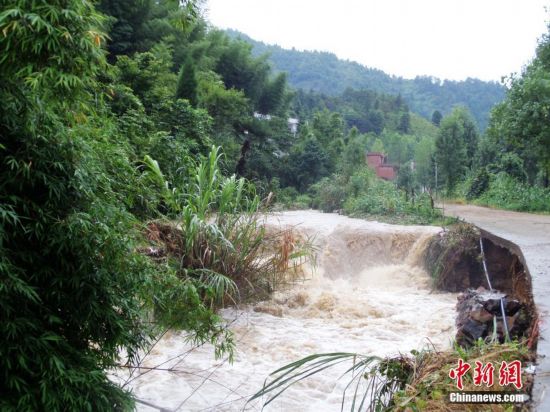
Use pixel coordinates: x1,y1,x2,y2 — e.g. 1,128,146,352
227,29,506,131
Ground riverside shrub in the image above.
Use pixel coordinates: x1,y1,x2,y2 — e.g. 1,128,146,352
476,173,550,212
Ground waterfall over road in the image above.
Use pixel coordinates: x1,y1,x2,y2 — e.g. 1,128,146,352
117,211,457,411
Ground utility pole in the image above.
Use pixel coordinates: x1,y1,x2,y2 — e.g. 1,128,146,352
435,160,444,215
435,161,438,204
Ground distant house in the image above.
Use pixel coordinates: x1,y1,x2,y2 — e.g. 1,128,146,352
253,112,299,136
288,118,299,136
366,152,397,180
253,112,272,121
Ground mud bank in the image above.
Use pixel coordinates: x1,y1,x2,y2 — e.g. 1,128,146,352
423,223,537,347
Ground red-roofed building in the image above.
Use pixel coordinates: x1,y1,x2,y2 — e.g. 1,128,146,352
366,152,397,180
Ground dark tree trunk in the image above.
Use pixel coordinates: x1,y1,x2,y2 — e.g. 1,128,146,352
235,139,251,177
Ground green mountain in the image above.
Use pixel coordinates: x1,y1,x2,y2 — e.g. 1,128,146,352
226,29,506,131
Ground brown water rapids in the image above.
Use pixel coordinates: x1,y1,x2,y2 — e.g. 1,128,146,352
113,211,457,411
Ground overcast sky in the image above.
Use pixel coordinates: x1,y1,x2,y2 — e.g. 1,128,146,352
206,0,549,82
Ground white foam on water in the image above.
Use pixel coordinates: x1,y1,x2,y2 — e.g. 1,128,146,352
114,211,456,411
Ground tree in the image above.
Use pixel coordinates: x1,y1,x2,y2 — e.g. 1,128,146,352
435,111,467,192
98,0,152,59
368,110,385,135
176,57,199,106
453,107,479,169
258,72,288,115
286,138,331,190
1,2,231,410
487,24,550,186
215,38,270,107
397,161,415,200
371,138,386,153
115,43,177,111
414,136,435,188
0,1,153,409
431,110,443,126
397,112,411,133
197,71,250,139
340,133,368,178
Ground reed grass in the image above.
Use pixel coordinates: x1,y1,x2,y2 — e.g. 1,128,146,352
143,146,314,307
250,340,534,412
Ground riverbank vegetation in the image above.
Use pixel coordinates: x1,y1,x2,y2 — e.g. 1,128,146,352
2,0,549,409
0,1,307,409
252,340,534,411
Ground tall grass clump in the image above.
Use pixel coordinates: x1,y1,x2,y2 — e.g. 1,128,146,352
143,146,312,308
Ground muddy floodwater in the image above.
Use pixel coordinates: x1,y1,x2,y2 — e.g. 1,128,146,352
114,211,457,411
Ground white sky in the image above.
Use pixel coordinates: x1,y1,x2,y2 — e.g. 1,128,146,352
206,0,550,81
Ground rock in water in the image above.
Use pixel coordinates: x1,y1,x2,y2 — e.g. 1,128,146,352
455,288,527,347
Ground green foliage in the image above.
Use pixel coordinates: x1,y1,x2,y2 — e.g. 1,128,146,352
284,138,332,191
98,0,202,59
98,0,152,58
392,340,531,410
252,338,530,411
310,176,348,212
476,173,550,212
459,23,550,210
492,152,528,182
227,30,505,131
486,23,550,186
293,88,408,136
397,111,411,133
431,110,442,126
115,42,177,111
396,161,415,199
435,107,479,193
414,135,436,188
250,352,385,410
197,70,250,137
345,181,441,225
215,37,271,108
0,2,241,409
176,57,198,106
258,72,289,115
155,98,213,155
0,1,153,409
308,167,443,225
466,167,490,200
144,147,312,304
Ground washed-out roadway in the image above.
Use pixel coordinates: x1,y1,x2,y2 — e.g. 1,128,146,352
443,203,550,409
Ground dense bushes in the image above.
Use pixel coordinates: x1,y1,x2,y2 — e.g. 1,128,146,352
0,2,301,409
305,167,444,225
0,2,158,409
475,173,550,212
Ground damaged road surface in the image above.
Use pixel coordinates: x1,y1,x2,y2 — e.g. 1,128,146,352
443,203,550,410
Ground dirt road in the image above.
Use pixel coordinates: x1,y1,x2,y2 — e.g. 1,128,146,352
443,204,550,409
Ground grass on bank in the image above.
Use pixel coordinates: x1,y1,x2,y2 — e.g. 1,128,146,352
446,171,550,214
142,146,314,310
251,340,534,411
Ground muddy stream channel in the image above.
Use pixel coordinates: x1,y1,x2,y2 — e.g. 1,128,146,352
114,211,458,411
